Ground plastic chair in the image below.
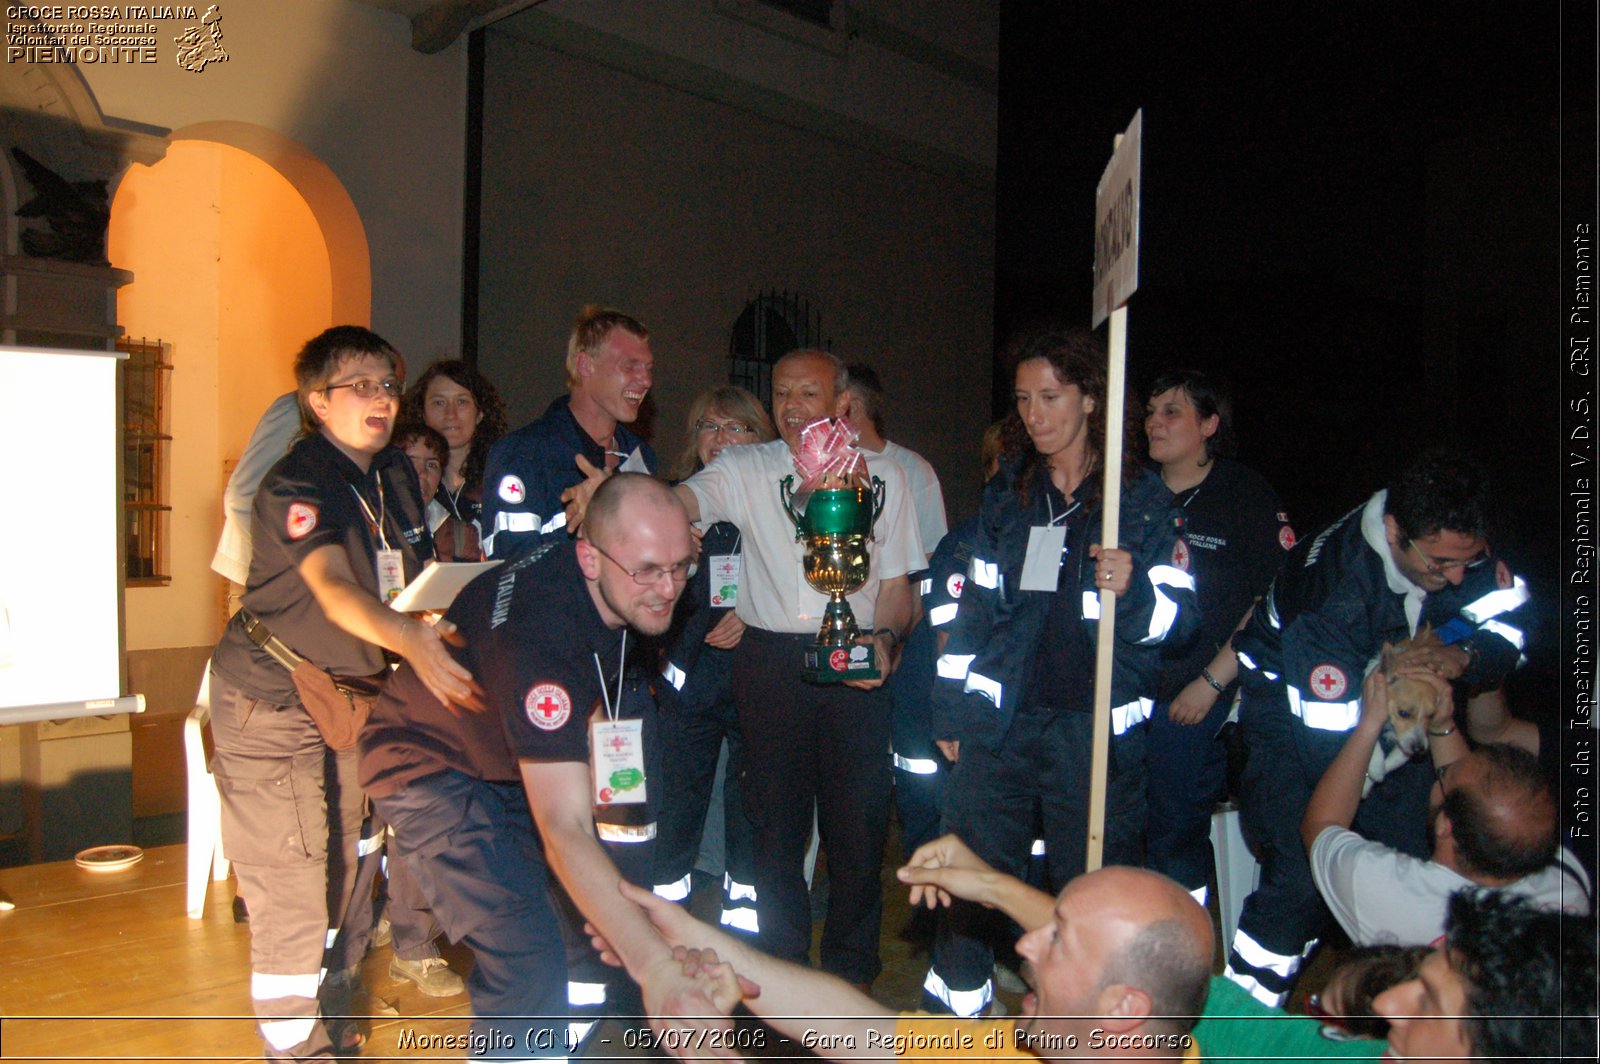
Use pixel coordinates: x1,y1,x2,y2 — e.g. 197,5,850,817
1210,801,1259,950
184,665,230,918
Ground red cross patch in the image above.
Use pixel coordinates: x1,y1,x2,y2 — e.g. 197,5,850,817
525,682,572,731
1495,560,1512,589
286,502,319,540
498,475,526,503
1279,525,1297,551
1171,538,1191,572
1309,664,1348,700
946,573,965,599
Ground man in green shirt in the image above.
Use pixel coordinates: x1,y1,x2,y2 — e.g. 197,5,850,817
604,834,1386,1061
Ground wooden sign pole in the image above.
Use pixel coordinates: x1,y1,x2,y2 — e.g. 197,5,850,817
1086,300,1127,871
1086,114,1139,871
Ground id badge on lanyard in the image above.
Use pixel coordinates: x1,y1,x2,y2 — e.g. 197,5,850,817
591,718,647,806
351,481,404,603
1019,497,1080,592
709,553,740,608
590,632,646,806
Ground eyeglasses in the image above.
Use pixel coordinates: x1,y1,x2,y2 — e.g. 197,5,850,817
324,377,402,399
696,420,755,437
588,541,697,585
1407,538,1492,576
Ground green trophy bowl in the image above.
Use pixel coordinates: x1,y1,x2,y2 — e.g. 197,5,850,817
780,475,886,683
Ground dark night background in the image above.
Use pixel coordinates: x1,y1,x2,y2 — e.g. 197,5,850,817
993,2,1588,713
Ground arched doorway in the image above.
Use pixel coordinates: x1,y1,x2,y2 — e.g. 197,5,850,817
110,136,358,653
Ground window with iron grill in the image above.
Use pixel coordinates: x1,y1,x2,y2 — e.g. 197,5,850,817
120,337,171,585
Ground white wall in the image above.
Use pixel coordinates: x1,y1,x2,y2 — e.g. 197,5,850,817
78,0,467,360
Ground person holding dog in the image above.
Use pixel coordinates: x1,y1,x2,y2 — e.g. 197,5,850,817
1302,666,1589,946
1224,447,1533,1006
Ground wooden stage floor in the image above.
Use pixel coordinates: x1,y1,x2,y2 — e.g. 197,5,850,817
0,839,953,1063
0,844,476,1063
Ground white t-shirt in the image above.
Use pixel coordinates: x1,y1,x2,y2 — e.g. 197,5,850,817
210,391,301,585
684,438,923,634
877,440,948,565
1310,825,1592,946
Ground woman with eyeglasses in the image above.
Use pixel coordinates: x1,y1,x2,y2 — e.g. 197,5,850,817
207,327,479,1057
402,359,507,562
651,385,775,933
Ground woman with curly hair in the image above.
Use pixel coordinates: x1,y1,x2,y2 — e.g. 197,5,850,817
403,359,506,561
921,327,1199,1017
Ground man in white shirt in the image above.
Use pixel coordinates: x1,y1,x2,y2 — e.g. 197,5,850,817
1301,668,1590,946
842,362,947,564
566,348,921,989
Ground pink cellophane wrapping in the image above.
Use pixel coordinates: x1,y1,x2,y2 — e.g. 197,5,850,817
793,416,865,492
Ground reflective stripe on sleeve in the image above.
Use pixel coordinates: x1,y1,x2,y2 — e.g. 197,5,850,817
1111,697,1154,735
1479,618,1525,651
964,670,1002,708
936,653,974,680
1287,685,1359,731
893,752,940,775
970,558,1000,590
1460,578,1529,622
1141,565,1195,644
1082,591,1101,620
929,602,959,627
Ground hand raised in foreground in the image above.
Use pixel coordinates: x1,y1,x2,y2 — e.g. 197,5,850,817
896,833,1003,911
560,453,612,534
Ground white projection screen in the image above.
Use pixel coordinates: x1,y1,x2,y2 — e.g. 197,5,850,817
0,345,141,724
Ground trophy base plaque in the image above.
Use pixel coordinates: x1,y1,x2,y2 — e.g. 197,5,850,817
802,642,879,684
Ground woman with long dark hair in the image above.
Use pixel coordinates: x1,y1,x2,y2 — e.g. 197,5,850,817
402,359,507,560
920,327,1198,1017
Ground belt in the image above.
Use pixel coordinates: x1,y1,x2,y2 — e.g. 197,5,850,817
237,607,306,671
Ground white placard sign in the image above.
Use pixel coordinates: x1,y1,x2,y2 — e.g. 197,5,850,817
1091,109,1143,328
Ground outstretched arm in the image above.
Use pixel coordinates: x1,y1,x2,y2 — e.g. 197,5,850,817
610,879,897,1059
1301,668,1392,851
524,761,744,1061
895,834,1054,931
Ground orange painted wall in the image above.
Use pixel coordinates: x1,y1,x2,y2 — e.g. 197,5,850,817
111,140,333,652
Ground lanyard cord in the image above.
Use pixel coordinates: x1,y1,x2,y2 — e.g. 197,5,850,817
1045,494,1083,527
591,629,628,723
350,479,390,550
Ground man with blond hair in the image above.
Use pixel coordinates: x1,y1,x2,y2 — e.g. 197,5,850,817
481,305,655,557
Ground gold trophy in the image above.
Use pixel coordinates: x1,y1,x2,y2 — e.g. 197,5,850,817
780,474,886,683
